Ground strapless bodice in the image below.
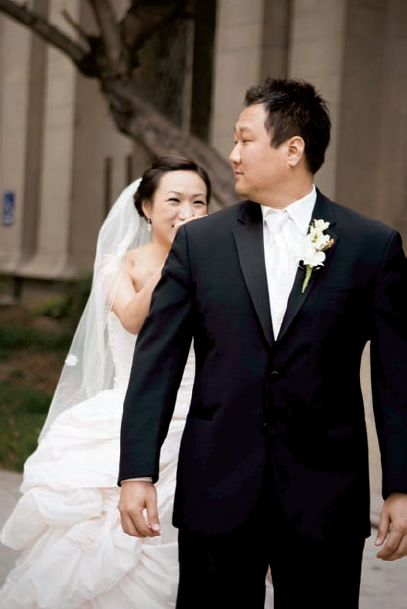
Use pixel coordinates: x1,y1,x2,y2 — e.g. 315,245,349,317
107,312,194,418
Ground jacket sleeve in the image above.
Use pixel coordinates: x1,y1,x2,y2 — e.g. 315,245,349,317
118,226,193,484
370,230,407,497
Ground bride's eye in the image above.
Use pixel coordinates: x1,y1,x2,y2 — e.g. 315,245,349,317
193,201,206,207
168,198,180,205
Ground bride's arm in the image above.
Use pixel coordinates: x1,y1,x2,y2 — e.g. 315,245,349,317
107,218,201,334
111,260,163,335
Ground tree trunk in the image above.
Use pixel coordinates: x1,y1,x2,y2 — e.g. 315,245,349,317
0,0,238,206
102,78,237,206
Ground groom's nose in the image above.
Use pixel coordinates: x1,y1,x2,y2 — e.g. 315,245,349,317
229,142,240,166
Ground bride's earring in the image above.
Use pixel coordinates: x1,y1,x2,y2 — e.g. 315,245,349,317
146,217,152,232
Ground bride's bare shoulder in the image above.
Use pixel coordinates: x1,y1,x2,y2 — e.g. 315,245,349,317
123,243,152,268
122,244,156,288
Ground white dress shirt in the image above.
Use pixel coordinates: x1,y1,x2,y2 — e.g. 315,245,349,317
261,186,316,338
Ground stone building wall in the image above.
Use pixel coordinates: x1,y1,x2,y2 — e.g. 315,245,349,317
1,0,406,278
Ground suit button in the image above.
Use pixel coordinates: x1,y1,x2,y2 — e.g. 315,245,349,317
270,370,279,379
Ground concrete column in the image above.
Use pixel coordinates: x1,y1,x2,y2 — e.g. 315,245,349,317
66,0,134,274
375,0,407,242
20,0,80,279
0,16,31,272
288,0,348,196
260,0,291,80
334,0,406,242
68,70,134,274
19,0,48,267
335,1,387,217
211,0,266,158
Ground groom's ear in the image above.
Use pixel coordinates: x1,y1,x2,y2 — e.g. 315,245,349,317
286,136,305,168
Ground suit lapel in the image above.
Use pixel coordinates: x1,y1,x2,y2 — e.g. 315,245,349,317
233,202,274,348
277,190,338,342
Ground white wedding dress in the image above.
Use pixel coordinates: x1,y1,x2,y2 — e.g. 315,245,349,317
0,313,193,609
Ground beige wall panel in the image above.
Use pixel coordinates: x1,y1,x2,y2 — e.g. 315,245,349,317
374,0,407,240
0,18,31,271
68,72,134,274
19,2,48,267
335,0,407,243
20,0,80,278
260,0,291,79
336,0,387,220
288,0,347,196
211,0,265,158
66,0,136,274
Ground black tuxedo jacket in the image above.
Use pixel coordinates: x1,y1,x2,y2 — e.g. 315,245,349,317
119,190,407,540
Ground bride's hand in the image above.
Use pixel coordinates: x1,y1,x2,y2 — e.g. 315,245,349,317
119,480,161,538
172,214,208,233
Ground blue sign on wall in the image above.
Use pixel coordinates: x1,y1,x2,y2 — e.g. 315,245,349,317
3,191,15,227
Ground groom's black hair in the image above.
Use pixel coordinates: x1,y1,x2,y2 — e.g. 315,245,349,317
244,77,331,174
134,155,211,219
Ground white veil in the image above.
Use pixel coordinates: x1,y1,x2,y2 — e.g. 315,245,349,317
39,179,151,440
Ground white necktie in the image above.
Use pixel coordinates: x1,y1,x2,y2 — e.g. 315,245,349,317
264,210,293,337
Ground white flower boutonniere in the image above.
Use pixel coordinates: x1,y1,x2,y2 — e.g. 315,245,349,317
298,219,334,293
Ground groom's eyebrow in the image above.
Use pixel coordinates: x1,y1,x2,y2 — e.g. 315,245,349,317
234,125,254,135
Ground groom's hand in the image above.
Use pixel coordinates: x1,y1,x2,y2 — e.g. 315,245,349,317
119,480,161,538
375,492,407,560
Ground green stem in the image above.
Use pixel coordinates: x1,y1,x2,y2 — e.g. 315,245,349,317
302,266,313,293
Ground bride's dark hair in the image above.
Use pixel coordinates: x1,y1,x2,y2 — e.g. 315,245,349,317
134,155,211,219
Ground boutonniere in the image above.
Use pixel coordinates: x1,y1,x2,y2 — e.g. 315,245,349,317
297,219,334,293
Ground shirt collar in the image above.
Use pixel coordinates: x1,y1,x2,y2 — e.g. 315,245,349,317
261,185,316,236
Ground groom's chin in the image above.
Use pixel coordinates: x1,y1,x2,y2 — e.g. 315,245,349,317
234,182,248,199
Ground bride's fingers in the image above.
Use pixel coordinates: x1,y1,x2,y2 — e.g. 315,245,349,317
172,215,208,231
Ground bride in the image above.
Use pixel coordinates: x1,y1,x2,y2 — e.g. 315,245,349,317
0,155,211,609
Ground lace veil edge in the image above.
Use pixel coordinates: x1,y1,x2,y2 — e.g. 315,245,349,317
39,179,151,440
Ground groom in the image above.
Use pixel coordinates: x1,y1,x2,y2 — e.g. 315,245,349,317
119,78,407,608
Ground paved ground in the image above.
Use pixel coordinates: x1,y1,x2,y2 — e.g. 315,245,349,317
0,469,406,607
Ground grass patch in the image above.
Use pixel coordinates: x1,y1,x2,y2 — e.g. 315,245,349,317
0,277,92,472
0,325,72,352
0,383,51,471
32,294,72,319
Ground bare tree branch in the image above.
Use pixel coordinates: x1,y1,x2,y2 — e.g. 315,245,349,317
120,0,189,56
0,0,89,67
62,8,91,47
0,0,236,205
87,0,129,77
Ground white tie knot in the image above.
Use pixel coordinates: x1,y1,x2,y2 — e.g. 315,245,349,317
264,210,291,266
265,209,288,233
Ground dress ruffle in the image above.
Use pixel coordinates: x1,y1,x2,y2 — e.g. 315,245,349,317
0,390,182,608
